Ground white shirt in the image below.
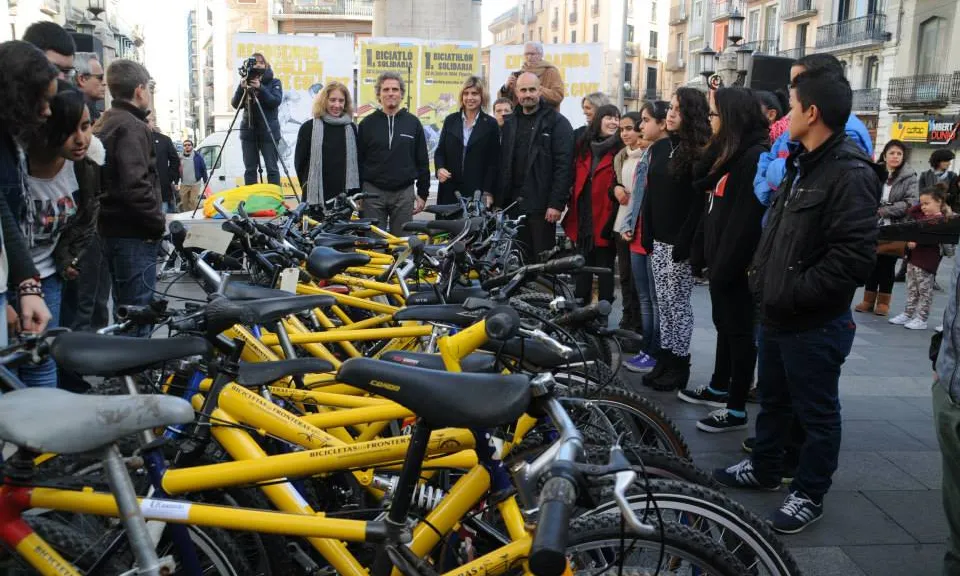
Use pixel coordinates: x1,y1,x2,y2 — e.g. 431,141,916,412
24,160,78,278
462,112,476,162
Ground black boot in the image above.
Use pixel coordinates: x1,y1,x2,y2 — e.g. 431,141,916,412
642,350,672,388
650,354,691,392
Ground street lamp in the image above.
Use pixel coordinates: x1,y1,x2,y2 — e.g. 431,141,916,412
736,44,753,76
699,45,717,81
77,17,95,35
87,0,105,20
728,9,745,44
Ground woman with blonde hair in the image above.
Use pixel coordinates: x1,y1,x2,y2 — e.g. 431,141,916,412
295,80,359,207
435,76,500,207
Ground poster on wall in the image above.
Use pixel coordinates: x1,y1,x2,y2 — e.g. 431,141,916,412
231,34,354,192
488,43,605,129
357,39,422,119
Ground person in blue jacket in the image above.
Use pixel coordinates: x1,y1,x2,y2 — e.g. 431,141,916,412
754,53,874,214
231,53,283,186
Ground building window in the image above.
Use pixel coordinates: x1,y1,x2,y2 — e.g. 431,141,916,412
593,23,598,42
917,17,946,75
625,61,634,87
571,30,576,43
553,36,557,43
692,0,704,36
795,23,808,50
651,0,657,21
650,30,658,50
840,60,848,78
864,56,879,89
677,32,685,59
748,9,760,42
763,4,778,42
627,24,635,42
539,27,543,40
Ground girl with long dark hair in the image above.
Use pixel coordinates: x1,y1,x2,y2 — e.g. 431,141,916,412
19,82,102,387
295,81,360,208
0,40,56,347
855,139,918,315
640,87,711,391
678,87,770,433
562,104,623,304
617,101,669,373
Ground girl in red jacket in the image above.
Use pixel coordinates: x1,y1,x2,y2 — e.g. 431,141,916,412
562,104,623,304
889,184,954,330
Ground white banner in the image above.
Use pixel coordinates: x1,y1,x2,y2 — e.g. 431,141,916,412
488,43,605,129
230,34,355,188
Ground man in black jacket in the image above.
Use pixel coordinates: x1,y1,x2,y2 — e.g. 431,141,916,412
231,53,282,186
714,69,881,534
496,72,573,262
357,72,430,235
147,112,181,213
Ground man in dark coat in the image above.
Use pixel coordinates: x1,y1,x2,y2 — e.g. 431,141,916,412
231,53,283,186
147,112,180,213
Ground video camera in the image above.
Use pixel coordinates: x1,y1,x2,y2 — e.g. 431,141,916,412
238,56,264,83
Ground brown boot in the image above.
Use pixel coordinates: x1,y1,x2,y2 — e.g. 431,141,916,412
855,291,877,313
874,293,892,316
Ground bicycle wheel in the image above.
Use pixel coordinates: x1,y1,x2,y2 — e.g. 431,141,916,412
583,445,716,486
5,516,130,575
565,512,747,576
585,479,802,576
156,524,255,576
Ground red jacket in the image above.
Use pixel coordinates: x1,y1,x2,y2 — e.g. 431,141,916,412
563,149,617,247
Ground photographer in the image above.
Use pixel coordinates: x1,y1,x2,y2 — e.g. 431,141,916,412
498,42,563,110
231,53,282,186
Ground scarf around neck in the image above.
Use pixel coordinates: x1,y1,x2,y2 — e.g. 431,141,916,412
306,114,358,206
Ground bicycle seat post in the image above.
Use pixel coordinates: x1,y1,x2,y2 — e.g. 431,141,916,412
122,375,157,446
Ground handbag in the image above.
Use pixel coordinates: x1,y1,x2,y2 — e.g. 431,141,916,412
876,241,906,257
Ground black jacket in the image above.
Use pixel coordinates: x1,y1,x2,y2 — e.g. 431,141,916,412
357,109,430,198
434,110,500,204
749,132,882,331
294,119,360,201
496,100,574,212
696,131,769,286
641,135,703,259
231,67,282,142
54,141,103,278
152,131,180,203
0,131,39,287
94,100,164,239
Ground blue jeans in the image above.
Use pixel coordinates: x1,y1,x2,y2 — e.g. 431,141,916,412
61,234,111,332
102,237,159,337
241,135,280,186
630,252,660,355
8,275,62,387
752,311,856,501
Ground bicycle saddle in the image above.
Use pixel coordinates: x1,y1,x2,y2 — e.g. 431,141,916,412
406,287,490,306
426,219,473,235
223,281,292,301
306,246,371,279
52,333,211,377
325,220,375,234
336,358,530,428
378,350,498,373
424,204,464,218
401,221,433,234
482,337,598,368
0,388,194,454
204,294,335,334
311,234,361,250
392,304,478,326
237,358,336,386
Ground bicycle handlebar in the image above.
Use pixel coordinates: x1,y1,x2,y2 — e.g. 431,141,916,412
529,473,578,576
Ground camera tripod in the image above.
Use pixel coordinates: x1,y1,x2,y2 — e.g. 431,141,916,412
190,82,302,218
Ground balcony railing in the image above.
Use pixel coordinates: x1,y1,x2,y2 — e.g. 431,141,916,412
275,0,373,17
643,89,662,101
952,71,960,103
666,51,686,70
625,42,637,56
741,39,779,55
591,1,600,16
815,13,887,51
711,0,741,21
779,46,809,59
781,0,816,21
569,10,577,23
851,88,880,112
670,4,688,24
887,74,953,108
647,46,660,60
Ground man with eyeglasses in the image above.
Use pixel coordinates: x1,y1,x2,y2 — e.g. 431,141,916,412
75,52,105,123
22,21,76,81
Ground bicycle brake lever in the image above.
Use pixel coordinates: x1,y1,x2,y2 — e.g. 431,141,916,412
612,469,657,536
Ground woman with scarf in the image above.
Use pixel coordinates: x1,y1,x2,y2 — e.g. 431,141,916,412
562,104,623,305
295,81,360,210
617,101,670,373
19,82,102,388
640,87,711,392
0,40,56,348
434,76,499,209
678,87,769,433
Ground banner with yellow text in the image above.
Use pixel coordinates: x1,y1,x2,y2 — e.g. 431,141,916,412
231,34,353,193
488,43,604,129
358,39,422,120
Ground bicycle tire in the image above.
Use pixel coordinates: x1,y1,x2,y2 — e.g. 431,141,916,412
156,524,256,576
584,479,802,576
5,516,130,575
565,512,748,576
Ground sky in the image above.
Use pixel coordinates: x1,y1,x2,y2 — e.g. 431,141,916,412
142,0,191,136
481,0,516,46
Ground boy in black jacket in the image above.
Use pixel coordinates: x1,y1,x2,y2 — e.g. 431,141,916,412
357,72,430,235
714,69,881,534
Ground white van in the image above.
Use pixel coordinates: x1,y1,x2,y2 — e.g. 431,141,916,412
195,131,302,198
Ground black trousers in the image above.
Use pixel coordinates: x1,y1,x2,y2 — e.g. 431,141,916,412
709,278,757,412
864,253,898,294
518,212,557,264
616,238,641,329
575,244,616,305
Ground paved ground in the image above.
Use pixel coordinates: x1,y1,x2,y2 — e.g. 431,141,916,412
613,261,953,576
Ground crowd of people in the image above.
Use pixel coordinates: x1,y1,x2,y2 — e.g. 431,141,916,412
1,25,958,569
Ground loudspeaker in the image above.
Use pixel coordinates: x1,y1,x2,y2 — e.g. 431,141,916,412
745,54,794,93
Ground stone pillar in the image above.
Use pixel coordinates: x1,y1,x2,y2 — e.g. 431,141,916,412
373,0,481,42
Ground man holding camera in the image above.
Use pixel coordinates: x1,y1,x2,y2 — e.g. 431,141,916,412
231,53,283,186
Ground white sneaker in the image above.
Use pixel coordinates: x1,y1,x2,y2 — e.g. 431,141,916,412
905,318,928,330
889,313,911,325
